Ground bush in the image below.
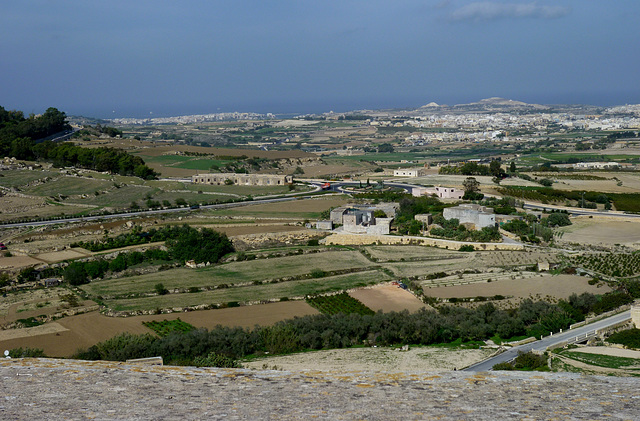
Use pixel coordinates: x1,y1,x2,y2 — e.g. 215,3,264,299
607,329,640,349
155,283,169,295
459,245,475,252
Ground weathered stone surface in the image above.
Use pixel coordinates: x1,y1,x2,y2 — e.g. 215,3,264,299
1,358,639,419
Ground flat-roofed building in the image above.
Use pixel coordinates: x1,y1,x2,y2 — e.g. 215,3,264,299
192,173,293,186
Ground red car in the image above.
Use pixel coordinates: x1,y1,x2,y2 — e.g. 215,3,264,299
0,243,7,250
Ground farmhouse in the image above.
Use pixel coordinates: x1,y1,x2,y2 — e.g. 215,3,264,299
573,162,620,170
192,173,293,186
330,204,396,235
442,204,496,230
412,186,464,199
393,168,425,177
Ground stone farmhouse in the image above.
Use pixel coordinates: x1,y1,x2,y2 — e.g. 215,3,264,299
192,173,293,186
442,204,496,230
327,204,397,235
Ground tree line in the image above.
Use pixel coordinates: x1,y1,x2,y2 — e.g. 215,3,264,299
73,285,639,367
0,106,157,179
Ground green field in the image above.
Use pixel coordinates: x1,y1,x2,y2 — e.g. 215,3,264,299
0,169,58,188
104,270,390,311
24,176,112,196
82,251,373,298
558,351,640,370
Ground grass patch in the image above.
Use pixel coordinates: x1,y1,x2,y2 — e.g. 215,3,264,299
559,350,640,369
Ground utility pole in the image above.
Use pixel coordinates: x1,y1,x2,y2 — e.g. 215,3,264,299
581,191,585,208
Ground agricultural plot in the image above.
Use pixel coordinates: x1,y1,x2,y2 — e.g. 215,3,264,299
82,250,373,298
24,176,112,196
0,169,57,188
306,293,375,315
557,218,640,248
103,270,390,312
384,257,474,278
212,196,350,219
571,252,640,278
142,319,195,336
363,245,462,262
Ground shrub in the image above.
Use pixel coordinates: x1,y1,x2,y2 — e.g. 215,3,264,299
607,329,640,349
155,283,169,295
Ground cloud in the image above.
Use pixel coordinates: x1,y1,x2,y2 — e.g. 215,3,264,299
450,2,570,22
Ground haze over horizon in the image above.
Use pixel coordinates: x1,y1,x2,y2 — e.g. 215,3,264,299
2,1,639,118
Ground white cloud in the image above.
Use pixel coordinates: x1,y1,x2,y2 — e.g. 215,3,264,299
451,2,570,22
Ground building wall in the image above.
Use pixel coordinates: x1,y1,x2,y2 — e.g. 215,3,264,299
393,168,425,177
192,173,293,186
412,186,463,199
443,205,495,230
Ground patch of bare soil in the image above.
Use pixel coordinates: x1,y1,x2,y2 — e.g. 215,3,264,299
243,346,494,372
213,225,307,237
571,346,640,359
0,255,44,270
558,217,640,248
424,274,610,303
34,248,91,264
0,301,319,357
349,284,430,313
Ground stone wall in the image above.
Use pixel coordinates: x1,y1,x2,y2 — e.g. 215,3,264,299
0,358,638,420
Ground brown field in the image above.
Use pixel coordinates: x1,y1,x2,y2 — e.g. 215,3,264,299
349,284,430,313
0,301,319,357
212,196,350,217
557,217,640,248
211,225,308,237
423,274,611,304
0,255,45,270
34,248,91,264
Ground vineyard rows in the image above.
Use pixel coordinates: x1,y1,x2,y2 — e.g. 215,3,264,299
143,319,196,337
571,252,640,278
306,293,375,316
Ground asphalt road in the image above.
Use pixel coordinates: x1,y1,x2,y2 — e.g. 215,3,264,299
464,310,632,372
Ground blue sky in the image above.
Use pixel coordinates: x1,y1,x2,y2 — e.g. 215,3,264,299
2,1,639,117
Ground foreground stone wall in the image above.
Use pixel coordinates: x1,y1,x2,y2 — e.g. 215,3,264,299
324,233,524,251
0,358,638,420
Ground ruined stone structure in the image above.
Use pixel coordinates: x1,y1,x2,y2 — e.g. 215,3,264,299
443,203,496,230
1,359,638,419
192,173,293,186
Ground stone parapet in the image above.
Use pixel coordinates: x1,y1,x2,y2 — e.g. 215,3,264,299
0,358,639,419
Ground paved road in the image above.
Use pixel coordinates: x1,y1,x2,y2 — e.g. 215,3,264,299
0,196,303,229
464,310,632,372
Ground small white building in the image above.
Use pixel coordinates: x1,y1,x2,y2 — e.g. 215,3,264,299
394,168,425,177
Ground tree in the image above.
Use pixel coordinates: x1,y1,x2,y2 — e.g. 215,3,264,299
64,262,88,286
489,160,502,177
462,177,483,199
509,161,516,173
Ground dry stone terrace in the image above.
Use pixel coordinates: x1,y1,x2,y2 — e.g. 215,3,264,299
1,358,639,420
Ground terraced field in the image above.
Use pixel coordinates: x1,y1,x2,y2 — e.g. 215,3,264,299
104,270,390,312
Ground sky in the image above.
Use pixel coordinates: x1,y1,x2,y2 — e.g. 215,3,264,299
2,1,639,118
